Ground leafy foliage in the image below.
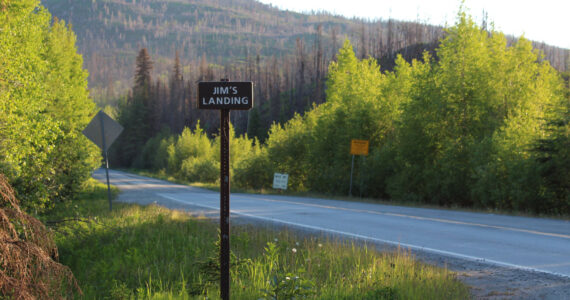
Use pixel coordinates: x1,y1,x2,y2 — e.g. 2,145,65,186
251,11,566,214
0,0,98,212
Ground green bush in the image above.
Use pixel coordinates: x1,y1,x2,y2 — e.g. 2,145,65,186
233,147,272,190
133,127,173,170
167,124,214,177
264,112,318,192
180,157,219,183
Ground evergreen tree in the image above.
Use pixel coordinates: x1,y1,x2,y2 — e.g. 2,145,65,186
135,48,158,136
134,48,153,97
114,48,157,167
534,103,570,214
169,50,184,133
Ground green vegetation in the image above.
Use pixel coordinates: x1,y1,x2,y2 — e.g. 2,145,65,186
48,180,470,299
126,11,569,216
0,0,99,212
390,13,566,212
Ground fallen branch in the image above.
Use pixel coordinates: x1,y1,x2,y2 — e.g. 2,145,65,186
1,173,82,299
45,218,92,226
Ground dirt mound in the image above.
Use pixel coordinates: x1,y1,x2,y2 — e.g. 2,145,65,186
0,174,80,299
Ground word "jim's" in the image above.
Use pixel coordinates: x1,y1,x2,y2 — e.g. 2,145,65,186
213,86,239,95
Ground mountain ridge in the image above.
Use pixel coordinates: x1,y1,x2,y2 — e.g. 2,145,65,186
42,0,568,105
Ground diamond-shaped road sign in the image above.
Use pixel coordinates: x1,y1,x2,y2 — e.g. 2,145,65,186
82,110,123,151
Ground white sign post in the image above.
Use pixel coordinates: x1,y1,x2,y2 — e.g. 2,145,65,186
272,173,289,190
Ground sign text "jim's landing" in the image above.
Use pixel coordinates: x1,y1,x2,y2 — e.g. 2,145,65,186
198,81,253,110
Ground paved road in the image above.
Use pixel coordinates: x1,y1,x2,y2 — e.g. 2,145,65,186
93,169,570,278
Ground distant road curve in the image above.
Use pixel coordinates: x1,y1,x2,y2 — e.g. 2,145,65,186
93,169,570,278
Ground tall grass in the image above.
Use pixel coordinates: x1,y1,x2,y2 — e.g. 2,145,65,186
45,179,470,299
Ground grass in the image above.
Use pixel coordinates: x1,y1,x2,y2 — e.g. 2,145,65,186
45,178,471,299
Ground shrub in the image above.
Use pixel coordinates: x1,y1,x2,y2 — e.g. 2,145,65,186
233,147,272,190
181,157,219,183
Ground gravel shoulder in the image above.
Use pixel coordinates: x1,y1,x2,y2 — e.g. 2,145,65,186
417,249,570,300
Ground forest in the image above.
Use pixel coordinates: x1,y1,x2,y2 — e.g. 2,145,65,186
112,10,570,215
43,0,570,140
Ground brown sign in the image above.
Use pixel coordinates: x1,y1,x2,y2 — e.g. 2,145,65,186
198,81,253,110
350,139,369,156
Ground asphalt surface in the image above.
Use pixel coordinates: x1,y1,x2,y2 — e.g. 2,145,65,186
93,169,570,278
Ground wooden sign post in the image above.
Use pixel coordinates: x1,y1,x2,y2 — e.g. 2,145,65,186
198,79,253,300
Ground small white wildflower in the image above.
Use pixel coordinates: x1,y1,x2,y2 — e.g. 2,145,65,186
286,276,291,280
318,243,323,248
292,248,297,253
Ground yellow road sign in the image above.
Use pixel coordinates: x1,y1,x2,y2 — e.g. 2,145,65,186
350,139,369,156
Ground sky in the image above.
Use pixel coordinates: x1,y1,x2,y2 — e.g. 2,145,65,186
257,0,569,49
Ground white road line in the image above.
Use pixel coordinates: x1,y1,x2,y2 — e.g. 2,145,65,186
230,194,570,240
157,192,570,279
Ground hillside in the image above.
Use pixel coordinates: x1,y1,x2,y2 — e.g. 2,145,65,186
42,0,569,95
41,0,569,134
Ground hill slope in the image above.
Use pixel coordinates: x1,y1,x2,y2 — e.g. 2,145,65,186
42,0,568,105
